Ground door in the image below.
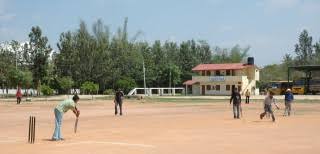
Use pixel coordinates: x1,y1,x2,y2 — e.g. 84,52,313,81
202,85,206,95
232,85,236,91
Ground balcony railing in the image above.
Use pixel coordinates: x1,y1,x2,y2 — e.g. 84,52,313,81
192,76,248,82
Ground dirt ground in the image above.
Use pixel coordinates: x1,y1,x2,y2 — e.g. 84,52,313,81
0,98,320,154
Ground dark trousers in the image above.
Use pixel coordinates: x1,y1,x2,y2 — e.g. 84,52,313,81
245,96,250,104
233,103,240,119
17,97,21,104
115,101,123,115
260,104,275,121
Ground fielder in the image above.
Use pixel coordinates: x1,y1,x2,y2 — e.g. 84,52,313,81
114,89,124,116
284,89,294,116
16,86,22,105
260,91,279,122
230,88,241,119
52,95,80,141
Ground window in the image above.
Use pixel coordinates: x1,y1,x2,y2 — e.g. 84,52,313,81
216,85,220,91
201,71,205,76
206,71,211,76
211,85,215,90
232,70,235,76
226,85,230,91
216,70,221,76
206,85,211,90
226,70,231,76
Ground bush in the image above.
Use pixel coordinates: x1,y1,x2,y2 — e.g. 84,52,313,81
115,77,137,94
41,85,54,96
103,89,114,95
81,81,99,95
57,76,74,94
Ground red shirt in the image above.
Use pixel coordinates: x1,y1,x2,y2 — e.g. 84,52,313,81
16,88,22,98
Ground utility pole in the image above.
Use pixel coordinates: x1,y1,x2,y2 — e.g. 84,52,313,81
143,60,147,96
169,68,171,95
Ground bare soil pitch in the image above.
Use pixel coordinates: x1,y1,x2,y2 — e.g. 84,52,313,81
0,99,319,154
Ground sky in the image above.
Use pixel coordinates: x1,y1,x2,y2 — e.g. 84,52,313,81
0,0,320,67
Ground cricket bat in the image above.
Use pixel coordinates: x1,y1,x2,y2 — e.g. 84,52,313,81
74,118,79,133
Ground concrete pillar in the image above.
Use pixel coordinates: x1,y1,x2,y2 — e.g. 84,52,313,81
172,88,176,96
185,85,188,96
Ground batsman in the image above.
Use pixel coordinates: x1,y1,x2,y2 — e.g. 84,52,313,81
260,91,279,122
52,95,80,141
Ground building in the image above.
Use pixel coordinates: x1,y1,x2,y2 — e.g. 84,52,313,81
183,58,259,95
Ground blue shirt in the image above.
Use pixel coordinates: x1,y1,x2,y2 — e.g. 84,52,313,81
284,92,294,101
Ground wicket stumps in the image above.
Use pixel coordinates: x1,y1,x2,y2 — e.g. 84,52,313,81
28,116,36,144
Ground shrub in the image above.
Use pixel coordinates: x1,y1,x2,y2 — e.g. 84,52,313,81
103,89,114,95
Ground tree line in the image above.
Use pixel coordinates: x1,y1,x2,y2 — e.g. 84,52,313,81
2,18,318,95
260,30,320,84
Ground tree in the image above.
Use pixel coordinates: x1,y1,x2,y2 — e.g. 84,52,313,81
81,81,99,99
41,85,54,101
294,30,313,65
24,26,52,95
314,40,320,64
57,76,74,94
212,45,249,63
115,77,137,94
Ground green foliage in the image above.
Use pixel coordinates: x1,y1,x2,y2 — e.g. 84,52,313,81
7,69,33,88
115,77,137,94
212,45,249,63
103,89,115,95
23,26,52,89
57,76,74,94
41,85,54,96
294,30,313,65
81,81,99,95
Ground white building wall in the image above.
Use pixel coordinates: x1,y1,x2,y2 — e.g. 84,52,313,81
192,84,200,95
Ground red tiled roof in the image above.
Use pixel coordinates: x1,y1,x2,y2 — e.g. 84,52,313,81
183,80,199,85
192,63,249,71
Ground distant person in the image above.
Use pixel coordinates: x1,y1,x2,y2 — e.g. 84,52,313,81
245,89,250,104
284,89,294,116
16,86,22,104
230,88,241,119
260,91,280,122
52,95,80,141
114,89,124,116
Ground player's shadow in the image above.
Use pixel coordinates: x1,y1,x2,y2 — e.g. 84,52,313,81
41,138,55,142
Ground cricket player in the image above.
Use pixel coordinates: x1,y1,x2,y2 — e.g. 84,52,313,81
260,91,279,122
230,88,241,119
284,89,294,116
16,86,22,105
245,89,250,104
114,89,124,116
52,95,80,141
